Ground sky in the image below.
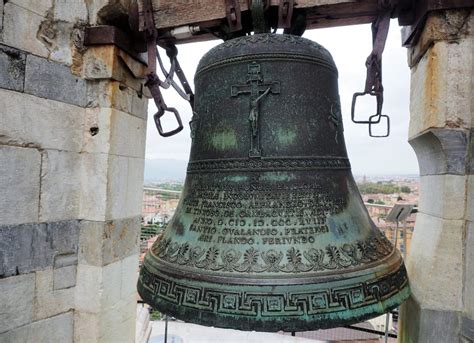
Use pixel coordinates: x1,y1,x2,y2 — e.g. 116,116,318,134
145,20,420,177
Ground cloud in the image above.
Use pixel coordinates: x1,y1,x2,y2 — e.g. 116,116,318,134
145,21,419,176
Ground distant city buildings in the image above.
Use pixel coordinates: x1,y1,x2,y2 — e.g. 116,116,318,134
140,186,181,265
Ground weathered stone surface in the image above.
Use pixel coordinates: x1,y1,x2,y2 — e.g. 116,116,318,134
407,9,474,67
54,252,78,269
0,221,79,277
121,254,139,299
79,153,145,221
53,0,88,22
0,0,4,31
136,304,152,343
0,312,73,343
465,222,474,317
0,89,85,152
53,265,77,290
83,45,147,93
99,298,137,343
36,13,78,66
106,155,145,219
86,80,148,119
4,0,81,65
101,258,122,308
75,257,137,308
75,264,102,313
409,39,473,138
409,128,469,176
406,213,464,312
0,274,35,333
2,3,50,58
0,146,40,226
467,176,474,222
78,217,140,267
402,10,474,343
462,316,474,341
77,303,136,342
34,268,75,321
25,54,87,107
418,175,469,220
8,0,53,17
78,153,108,221
0,44,26,91
399,299,461,343
83,108,146,157
470,130,474,174
39,150,82,222
87,0,132,26
74,311,99,343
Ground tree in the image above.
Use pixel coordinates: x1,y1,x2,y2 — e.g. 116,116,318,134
400,186,411,193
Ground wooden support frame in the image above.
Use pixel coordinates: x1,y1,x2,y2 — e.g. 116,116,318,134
151,0,383,37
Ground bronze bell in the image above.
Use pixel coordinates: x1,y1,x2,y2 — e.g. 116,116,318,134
138,33,410,332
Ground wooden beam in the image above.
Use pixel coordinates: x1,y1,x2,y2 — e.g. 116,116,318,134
304,2,378,30
151,0,377,31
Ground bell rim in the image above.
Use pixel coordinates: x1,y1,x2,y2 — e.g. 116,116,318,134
137,258,410,332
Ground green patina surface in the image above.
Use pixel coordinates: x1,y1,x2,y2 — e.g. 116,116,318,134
275,127,297,145
138,33,410,332
210,129,237,150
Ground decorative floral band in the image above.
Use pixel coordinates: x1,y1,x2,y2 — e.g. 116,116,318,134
187,157,351,173
150,233,394,274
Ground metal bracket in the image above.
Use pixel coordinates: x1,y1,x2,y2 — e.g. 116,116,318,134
278,0,294,28
225,0,242,32
84,26,147,65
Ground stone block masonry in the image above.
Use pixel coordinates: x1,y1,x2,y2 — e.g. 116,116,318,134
0,44,26,92
0,1,149,341
24,54,87,107
399,9,474,343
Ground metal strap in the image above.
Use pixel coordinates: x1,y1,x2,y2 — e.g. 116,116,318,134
251,0,269,33
142,0,185,137
225,0,242,32
157,43,195,109
278,0,294,28
351,2,392,137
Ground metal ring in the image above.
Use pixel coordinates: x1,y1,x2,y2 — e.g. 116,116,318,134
368,114,390,138
351,91,382,124
154,107,184,137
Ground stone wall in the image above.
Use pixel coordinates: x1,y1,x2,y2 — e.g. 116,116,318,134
399,9,474,343
0,1,148,342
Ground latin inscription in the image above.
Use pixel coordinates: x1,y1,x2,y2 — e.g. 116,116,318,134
180,180,345,246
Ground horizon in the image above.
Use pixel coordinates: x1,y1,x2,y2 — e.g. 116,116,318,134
143,157,420,183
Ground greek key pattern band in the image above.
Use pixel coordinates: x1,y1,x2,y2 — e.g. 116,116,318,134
139,263,408,317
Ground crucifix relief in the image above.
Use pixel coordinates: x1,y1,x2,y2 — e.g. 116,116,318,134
231,62,281,158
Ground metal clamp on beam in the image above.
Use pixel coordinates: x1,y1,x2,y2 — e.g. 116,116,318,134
278,0,294,28
225,0,243,32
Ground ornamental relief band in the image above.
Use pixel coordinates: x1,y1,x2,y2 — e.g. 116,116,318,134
152,177,394,273
151,234,394,274
139,262,408,317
